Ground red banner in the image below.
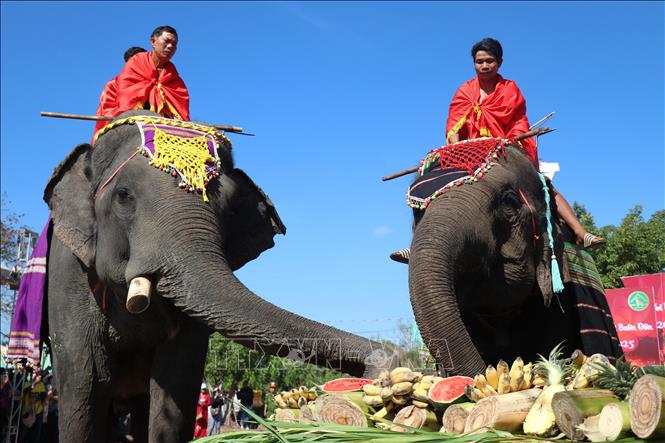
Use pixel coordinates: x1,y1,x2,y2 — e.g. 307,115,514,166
605,286,662,366
620,273,665,364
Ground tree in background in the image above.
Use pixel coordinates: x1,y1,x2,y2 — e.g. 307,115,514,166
1,193,24,344
204,333,343,393
574,204,665,289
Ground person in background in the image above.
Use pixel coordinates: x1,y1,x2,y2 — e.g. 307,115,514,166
237,381,253,430
0,369,11,442
193,383,211,438
263,382,277,420
93,46,147,137
208,386,224,435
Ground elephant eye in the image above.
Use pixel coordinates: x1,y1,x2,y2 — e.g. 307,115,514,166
501,189,522,210
115,187,134,203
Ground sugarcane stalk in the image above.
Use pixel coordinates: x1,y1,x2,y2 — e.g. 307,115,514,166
575,413,605,442
598,402,631,441
315,393,368,427
390,404,440,432
629,374,665,439
551,389,618,440
441,402,474,434
464,388,541,434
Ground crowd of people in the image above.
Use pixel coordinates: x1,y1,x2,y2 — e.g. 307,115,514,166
192,380,278,438
0,361,58,443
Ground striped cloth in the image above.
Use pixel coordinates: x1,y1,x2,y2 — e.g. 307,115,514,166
564,242,623,361
7,220,50,365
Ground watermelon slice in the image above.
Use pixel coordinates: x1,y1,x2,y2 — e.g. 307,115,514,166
321,377,373,393
428,376,474,408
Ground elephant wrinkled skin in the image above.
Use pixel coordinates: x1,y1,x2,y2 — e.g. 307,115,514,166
44,111,393,442
408,145,614,376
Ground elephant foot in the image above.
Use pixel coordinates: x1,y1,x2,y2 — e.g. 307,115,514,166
390,248,411,264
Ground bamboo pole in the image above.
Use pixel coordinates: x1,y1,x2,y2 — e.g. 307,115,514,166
551,389,618,440
629,374,665,439
381,127,555,181
40,111,253,135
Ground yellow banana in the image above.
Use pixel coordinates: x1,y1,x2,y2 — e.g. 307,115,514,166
510,374,524,392
391,381,413,396
379,387,394,402
391,395,409,406
389,367,412,378
282,391,292,400
287,397,298,409
371,402,395,420
411,387,429,402
497,373,511,394
412,400,429,408
485,365,499,390
298,396,307,408
497,359,510,378
362,384,382,396
509,357,524,380
391,371,419,384
362,395,384,407
421,375,435,385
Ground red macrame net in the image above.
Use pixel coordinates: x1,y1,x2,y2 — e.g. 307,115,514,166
421,137,505,175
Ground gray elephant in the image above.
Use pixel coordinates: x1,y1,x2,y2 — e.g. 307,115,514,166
43,111,392,442
407,143,622,377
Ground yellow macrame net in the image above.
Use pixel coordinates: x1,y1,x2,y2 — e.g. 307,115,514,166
150,127,215,202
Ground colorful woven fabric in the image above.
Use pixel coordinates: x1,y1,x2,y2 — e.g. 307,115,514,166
407,137,504,209
96,116,228,202
8,220,50,366
563,242,623,361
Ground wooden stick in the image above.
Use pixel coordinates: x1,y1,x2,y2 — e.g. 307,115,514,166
381,127,555,181
40,111,253,136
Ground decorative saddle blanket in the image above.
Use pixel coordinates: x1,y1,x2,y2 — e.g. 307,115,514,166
7,220,50,366
407,137,505,210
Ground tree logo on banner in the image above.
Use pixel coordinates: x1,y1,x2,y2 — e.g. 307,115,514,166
627,291,650,312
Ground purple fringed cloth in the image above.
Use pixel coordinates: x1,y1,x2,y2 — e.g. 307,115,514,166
7,220,50,366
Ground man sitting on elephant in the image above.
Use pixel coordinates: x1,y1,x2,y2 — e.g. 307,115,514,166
94,25,189,137
390,37,605,263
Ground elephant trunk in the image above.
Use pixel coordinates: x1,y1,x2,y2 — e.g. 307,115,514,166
158,248,387,377
409,196,489,376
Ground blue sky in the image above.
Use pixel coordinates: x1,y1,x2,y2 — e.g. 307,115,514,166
1,2,663,342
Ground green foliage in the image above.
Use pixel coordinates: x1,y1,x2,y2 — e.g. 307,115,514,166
1,193,23,263
574,204,665,289
203,333,344,393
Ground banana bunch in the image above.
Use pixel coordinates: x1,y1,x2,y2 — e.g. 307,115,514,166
567,350,612,389
274,386,318,409
465,357,535,401
363,367,444,419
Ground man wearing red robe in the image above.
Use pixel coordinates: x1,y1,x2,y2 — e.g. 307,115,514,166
93,26,189,139
445,40,537,167
93,47,146,136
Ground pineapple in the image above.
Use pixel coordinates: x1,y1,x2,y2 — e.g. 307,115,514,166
591,357,637,399
523,344,572,436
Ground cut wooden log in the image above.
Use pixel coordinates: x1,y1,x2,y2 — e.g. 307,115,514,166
464,388,541,434
551,389,618,440
315,393,368,427
274,408,299,423
598,402,631,441
441,402,474,434
629,374,665,439
390,405,439,432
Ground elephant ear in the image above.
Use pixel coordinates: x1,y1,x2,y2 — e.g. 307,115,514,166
534,183,566,306
43,143,96,267
225,168,286,271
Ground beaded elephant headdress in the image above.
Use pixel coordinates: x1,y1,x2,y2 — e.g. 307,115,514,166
95,116,230,202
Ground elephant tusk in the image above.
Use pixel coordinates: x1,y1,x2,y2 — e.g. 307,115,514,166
127,277,152,314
